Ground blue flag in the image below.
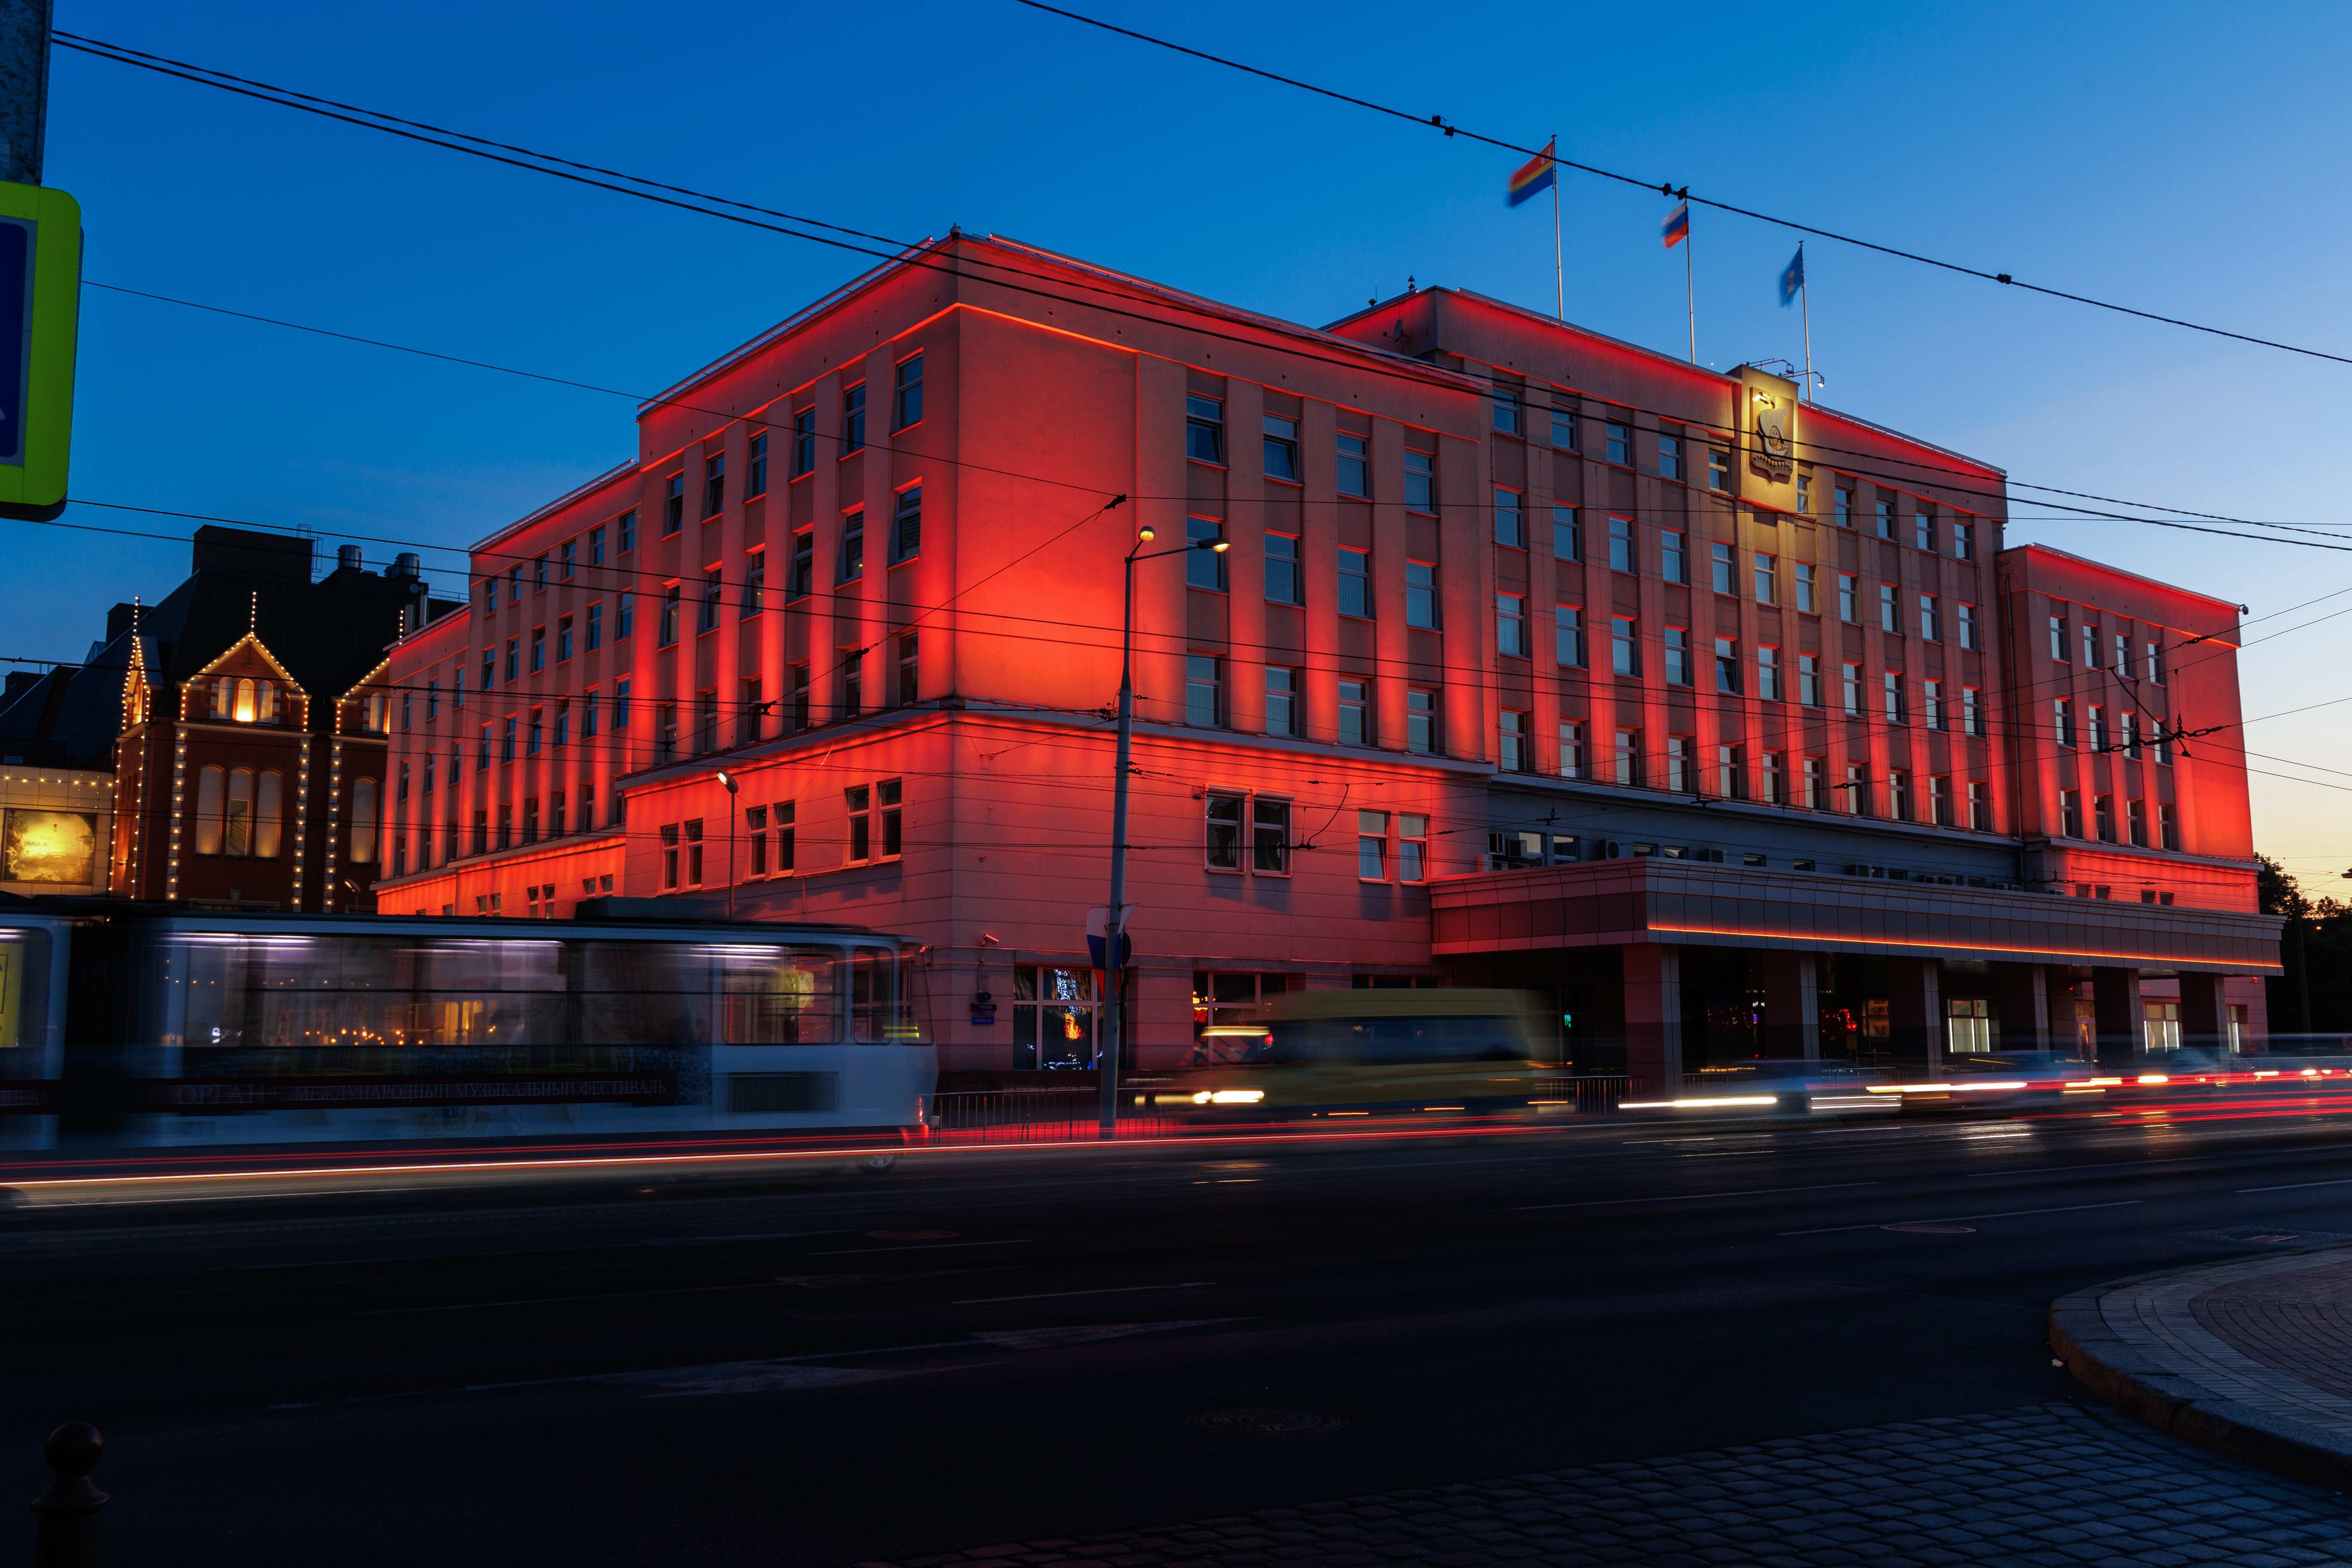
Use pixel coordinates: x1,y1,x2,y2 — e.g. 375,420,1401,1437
1779,245,1805,306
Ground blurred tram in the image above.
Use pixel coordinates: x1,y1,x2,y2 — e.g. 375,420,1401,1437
1156,987,1557,1119
7,899,933,1152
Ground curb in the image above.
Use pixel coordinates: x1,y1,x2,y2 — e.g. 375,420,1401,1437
2051,1260,2352,1492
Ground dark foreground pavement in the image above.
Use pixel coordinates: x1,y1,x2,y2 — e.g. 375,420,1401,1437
8,1094,2352,1563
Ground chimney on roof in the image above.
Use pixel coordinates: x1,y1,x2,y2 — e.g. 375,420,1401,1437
335,544,364,575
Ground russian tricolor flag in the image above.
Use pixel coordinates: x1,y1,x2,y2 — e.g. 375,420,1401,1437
1507,141,1557,207
1661,201,1690,248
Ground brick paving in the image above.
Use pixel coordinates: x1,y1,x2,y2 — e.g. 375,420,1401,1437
852,1402,2352,1567
2196,1257,2352,1405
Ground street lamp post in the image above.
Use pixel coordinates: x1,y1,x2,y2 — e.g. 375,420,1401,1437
1098,526,1228,1139
717,769,739,920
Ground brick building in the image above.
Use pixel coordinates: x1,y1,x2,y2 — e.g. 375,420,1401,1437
368,235,2278,1084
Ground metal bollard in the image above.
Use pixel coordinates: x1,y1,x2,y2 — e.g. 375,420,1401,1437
30,1423,106,1568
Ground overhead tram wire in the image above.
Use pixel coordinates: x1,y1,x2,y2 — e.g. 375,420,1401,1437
53,31,2352,550
1005,0,2352,371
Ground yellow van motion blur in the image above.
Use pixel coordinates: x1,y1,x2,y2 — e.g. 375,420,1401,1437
1152,988,1557,1119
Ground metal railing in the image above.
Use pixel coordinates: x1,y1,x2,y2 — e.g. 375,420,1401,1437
927,1087,1175,1142
1530,1074,1634,1113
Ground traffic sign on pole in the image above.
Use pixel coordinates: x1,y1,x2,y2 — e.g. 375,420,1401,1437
0,178,74,521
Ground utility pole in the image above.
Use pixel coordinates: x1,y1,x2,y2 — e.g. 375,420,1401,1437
0,0,50,187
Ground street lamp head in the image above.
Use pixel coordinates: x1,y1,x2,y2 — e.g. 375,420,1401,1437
1198,538,1229,554
717,769,738,795
1137,524,1156,542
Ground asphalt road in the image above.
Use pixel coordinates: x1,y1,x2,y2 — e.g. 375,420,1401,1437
8,1093,2352,1565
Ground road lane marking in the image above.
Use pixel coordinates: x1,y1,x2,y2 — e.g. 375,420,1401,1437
810,1238,1033,1256
954,1282,1216,1305
1780,1200,2143,1237
2236,1177,2352,1193
1519,1181,1878,1211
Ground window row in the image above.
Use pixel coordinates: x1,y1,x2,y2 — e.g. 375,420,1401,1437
2046,609,2168,684
2051,700,2173,763
2054,790,2181,849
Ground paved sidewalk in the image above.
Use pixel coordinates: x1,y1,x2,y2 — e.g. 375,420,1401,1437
855,1402,2352,1567
2055,1243,2352,1491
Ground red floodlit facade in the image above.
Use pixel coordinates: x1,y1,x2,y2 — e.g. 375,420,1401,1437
371,236,2278,1085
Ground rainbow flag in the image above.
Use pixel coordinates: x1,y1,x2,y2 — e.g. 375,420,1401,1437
1507,141,1557,207
1661,201,1690,248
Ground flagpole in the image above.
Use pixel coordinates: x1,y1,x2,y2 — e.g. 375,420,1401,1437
1798,242,1813,402
1684,213,1696,364
1550,135,1563,322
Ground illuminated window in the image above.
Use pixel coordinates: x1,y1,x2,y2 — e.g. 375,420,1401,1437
1015,967,1098,1071
1336,432,1370,499
1404,448,1436,511
349,777,377,863
194,766,225,855
1185,395,1224,464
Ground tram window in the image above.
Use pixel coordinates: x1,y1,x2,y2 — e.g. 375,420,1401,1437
851,948,894,1043
716,946,840,1044
170,934,568,1050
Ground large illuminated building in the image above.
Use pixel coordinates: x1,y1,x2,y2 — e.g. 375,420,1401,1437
0,527,453,912
368,236,2279,1084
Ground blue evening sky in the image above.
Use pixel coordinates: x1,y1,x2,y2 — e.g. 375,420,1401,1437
28,0,2352,874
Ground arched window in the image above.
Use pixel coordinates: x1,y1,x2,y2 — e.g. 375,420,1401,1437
224,768,255,857
254,771,284,859
255,680,277,723
211,677,234,719
233,678,257,723
193,766,225,855
349,777,380,864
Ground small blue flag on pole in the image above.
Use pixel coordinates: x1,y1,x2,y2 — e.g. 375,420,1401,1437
1779,245,1805,306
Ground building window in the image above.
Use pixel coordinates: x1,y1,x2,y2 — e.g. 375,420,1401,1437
1846,763,1871,816
2161,802,2179,849
1613,616,1641,677
1404,449,1436,511
1913,508,1934,551
1265,532,1302,605
2087,705,2106,754
1493,486,1524,548
1801,756,1825,808
1338,546,1372,618
504,637,518,682
612,676,631,731
1715,636,1740,695
2120,711,2140,759
1338,679,1371,745
616,591,634,639
890,486,922,564
1407,688,1437,754
775,801,798,873
895,632,919,707
1336,432,1370,498
1498,593,1527,657
1796,468,1813,514
1953,518,1973,560
1878,584,1899,634
1399,814,1429,882
1710,541,1735,594
1605,420,1632,466
842,650,864,718
1923,680,1944,731
1967,780,1990,831
1842,662,1863,717
556,615,573,663
1666,735,1694,793
1205,792,1244,870
1185,655,1223,727
1406,561,1439,629
700,569,723,633
1553,505,1581,561
1883,672,1906,724
846,785,873,862
703,451,726,518
1492,387,1523,435
1499,710,1528,772
502,716,518,762
1555,605,1585,667
1834,482,1854,527
893,353,924,430
1838,573,1858,622
1708,447,1730,490
1659,432,1684,481
2082,623,2098,668
1717,744,1745,799
655,703,675,762
660,824,680,888
1956,603,1978,650
878,779,903,859
1265,666,1299,736
2095,794,2116,842
1609,515,1636,573
534,554,549,591
1660,528,1687,584
842,382,867,456
1263,414,1301,481
2050,614,2068,662
1663,626,1691,686
1355,809,1388,880
791,407,816,476
2128,797,2148,846
1962,686,1982,737
1187,517,1227,590
2060,789,2084,838
527,707,543,756
743,550,766,616
790,530,814,599
659,585,680,647
2113,631,2131,676
788,665,808,732
1186,394,1225,463
522,796,540,847
663,472,685,536
2147,641,2165,684
1757,645,1781,701
1559,720,1586,778
1014,967,1099,1071
1927,774,1951,826
1919,594,1940,642
1792,561,1818,615
1615,728,1643,787
840,509,865,582
1754,553,1777,605
2055,698,2073,747
1253,797,1292,873
1874,496,1893,539
745,432,769,498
